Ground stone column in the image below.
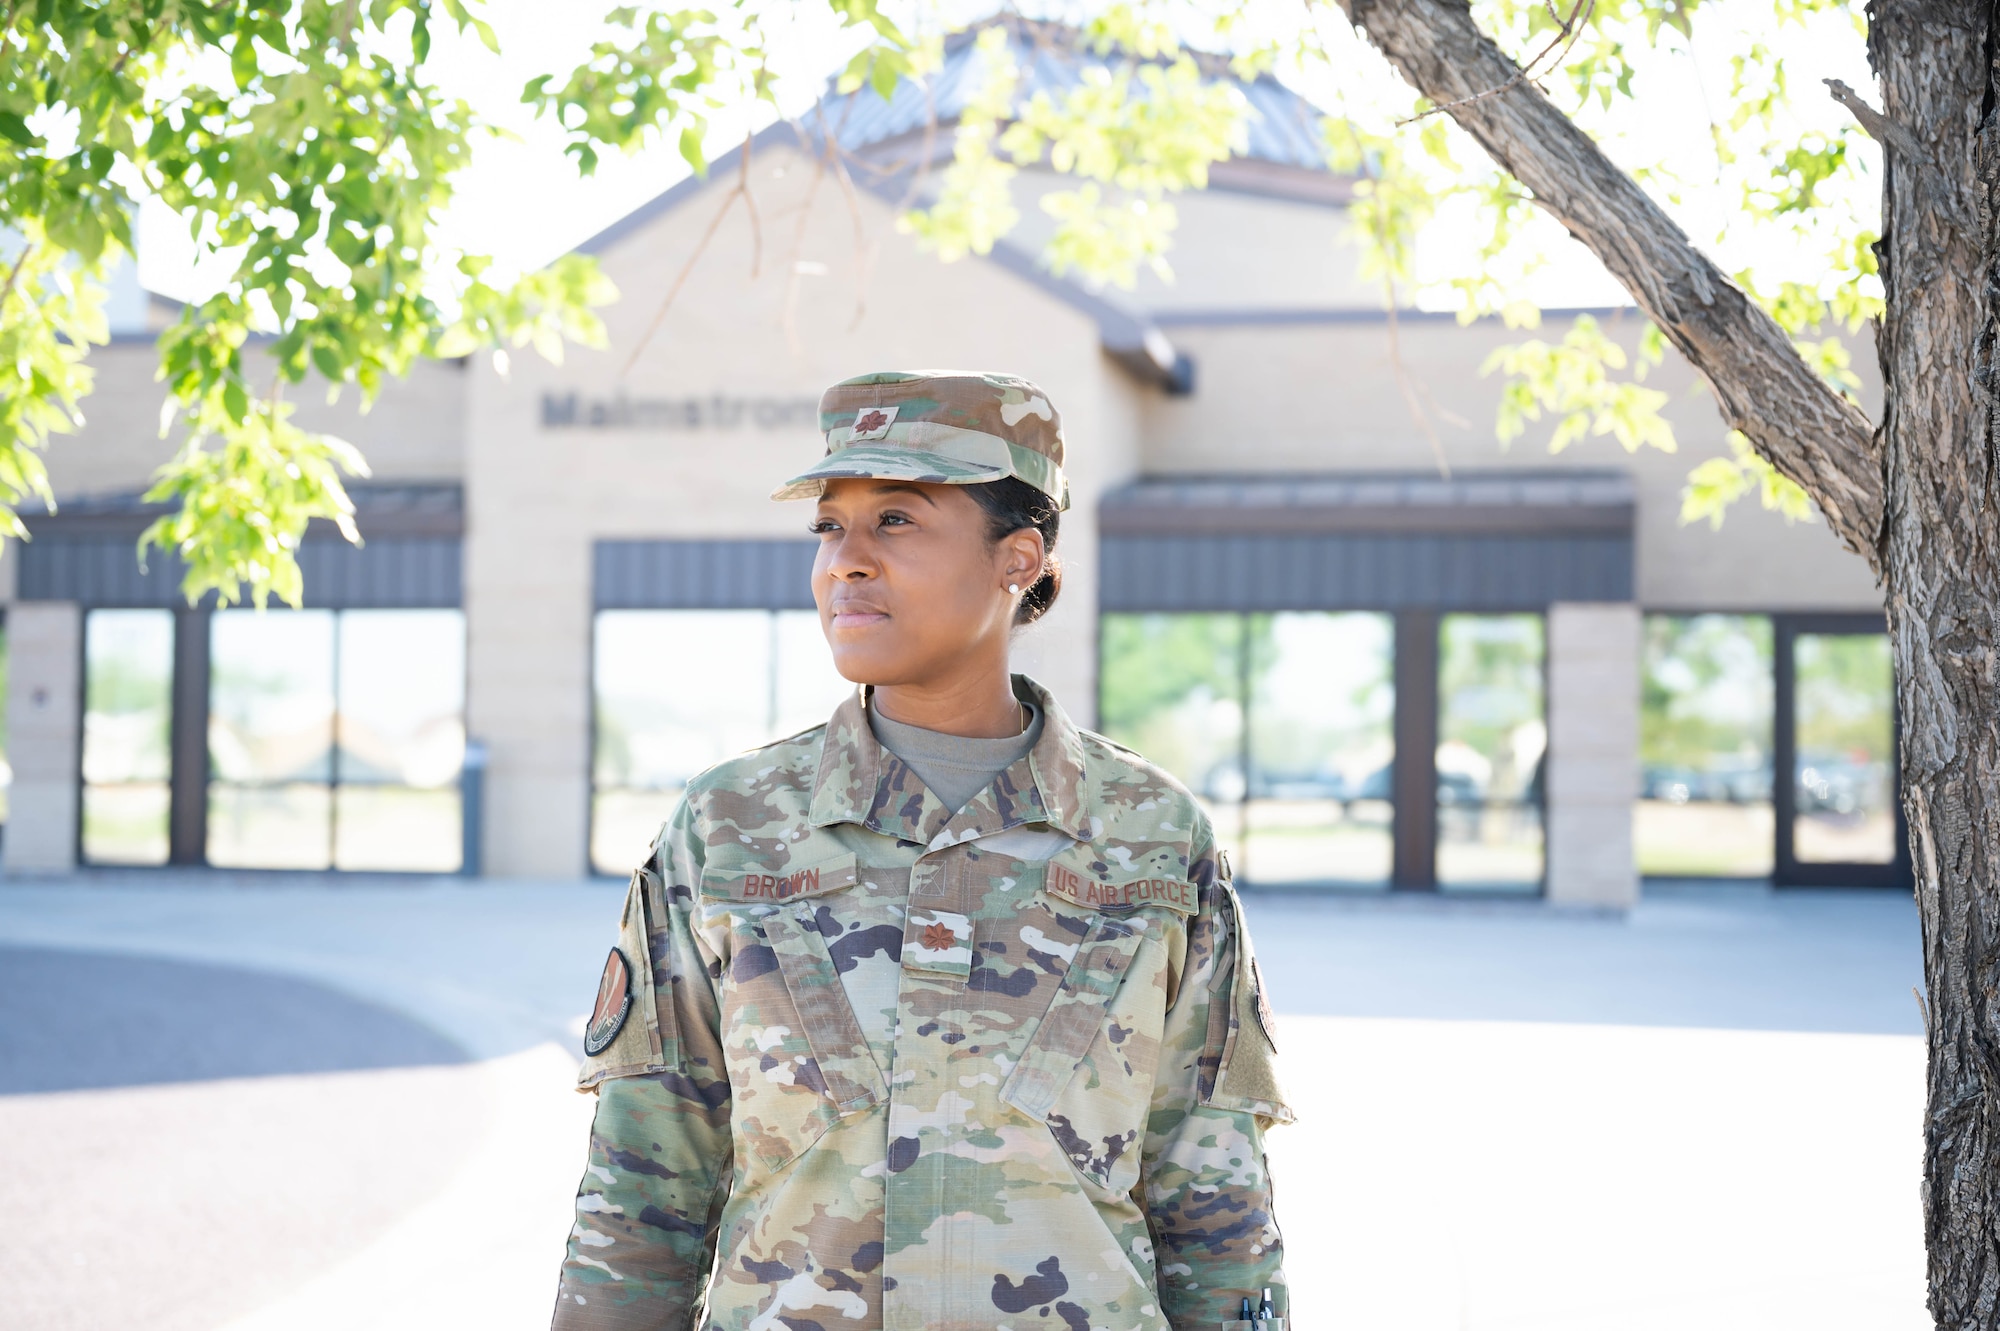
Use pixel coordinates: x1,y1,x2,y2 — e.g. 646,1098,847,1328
1546,601,1640,909
5,601,82,874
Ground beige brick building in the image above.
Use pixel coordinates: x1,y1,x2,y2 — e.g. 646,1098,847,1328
1,31,1895,902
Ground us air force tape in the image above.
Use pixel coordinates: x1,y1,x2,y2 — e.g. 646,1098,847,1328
583,946,633,1057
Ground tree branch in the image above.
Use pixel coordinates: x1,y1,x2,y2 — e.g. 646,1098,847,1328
1825,78,1973,243
1827,77,1924,161
1340,0,1886,570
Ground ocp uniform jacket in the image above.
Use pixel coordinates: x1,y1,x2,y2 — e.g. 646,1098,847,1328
552,677,1293,1331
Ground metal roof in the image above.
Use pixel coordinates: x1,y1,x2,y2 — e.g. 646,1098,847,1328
799,18,1332,173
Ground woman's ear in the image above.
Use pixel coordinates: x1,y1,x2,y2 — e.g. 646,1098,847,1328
1000,527,1046,589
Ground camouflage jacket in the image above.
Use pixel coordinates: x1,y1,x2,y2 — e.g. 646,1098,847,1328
552,677,1293,1331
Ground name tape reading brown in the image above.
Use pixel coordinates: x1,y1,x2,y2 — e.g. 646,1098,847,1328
706,858,857,902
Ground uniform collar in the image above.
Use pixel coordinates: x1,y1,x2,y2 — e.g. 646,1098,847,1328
809,674,1092,846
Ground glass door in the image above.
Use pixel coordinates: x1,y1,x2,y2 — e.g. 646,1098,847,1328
1435,613,1546,892
1774,615,1905,885
81,609,175,865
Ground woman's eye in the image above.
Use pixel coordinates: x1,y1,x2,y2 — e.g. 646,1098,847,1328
807,519,839,535
878,511,912,527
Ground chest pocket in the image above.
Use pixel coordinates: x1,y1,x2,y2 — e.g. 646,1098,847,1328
1000,905,1158,1198
704,855,886,1172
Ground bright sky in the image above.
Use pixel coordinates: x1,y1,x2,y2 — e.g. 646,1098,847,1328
135,0,1881,316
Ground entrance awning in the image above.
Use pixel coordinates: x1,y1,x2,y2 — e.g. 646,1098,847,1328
17,485,463,608
1099,470,1635,611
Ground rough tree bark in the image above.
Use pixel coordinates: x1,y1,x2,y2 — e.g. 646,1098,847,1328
1334,0,2000,1323
1872,2,2000,1324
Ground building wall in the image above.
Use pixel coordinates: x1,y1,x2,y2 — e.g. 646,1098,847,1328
1546,602,1641,908
0,135,1890,888
1140,316,1885,612
3,602,81,873
39,345,467,501
464,142,1142,878
1003,168,1375,313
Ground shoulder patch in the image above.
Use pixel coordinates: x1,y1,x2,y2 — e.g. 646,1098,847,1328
583,947,633,1057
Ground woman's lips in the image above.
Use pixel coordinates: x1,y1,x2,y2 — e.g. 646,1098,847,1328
830,606,889,629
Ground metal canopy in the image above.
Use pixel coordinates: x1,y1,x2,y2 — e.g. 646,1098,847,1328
17,485,464,608
1099,470,1636,611
594,539,818,611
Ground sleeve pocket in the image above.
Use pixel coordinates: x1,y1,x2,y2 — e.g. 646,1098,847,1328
1199,884,1295,1124
576,867,675,1090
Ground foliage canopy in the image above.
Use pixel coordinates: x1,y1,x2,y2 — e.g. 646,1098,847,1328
0,0,1878,604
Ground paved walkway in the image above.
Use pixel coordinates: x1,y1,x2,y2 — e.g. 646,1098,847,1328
0,875,1926,1330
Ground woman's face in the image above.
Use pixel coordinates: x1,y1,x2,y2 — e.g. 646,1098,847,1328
810,478,1044,687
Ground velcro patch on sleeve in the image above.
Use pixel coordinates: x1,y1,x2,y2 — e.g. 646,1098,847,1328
700,854,858,903
902,909,973,978
576,868,669,1090
1043,860,1197,914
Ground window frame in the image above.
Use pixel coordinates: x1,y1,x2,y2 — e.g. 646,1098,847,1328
76,604,470,875
1772,611,1908,887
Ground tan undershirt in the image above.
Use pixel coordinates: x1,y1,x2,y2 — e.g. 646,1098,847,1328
869,700,1044,815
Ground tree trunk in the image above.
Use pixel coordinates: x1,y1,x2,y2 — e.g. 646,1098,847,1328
1871,1,2000,1324
1335,0,2000,1324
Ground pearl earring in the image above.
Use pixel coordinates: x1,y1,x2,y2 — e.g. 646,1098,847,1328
1008,583,1021,595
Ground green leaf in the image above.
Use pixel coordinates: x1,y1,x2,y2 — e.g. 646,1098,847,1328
0,112,35,146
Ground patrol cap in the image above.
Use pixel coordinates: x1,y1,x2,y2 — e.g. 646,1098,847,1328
771,369,1070,510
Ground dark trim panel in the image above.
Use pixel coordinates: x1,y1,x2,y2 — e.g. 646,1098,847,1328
594,539,819,611
1148,304,1636,327
19,535,463,608
167,607,209,865
1104,503,1633,538
1391,609,1439,889
1102,533,1632,611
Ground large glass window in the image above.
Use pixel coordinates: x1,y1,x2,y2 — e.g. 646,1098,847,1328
334,611,467,871
1099,614,1248,871
1100,612,1395,888
208,608,464,872
1435,613,1545,891
82,609,175,865
1246,613,1395,884
1637,615,1775,876
1793,631,1896,865
592,609,851,875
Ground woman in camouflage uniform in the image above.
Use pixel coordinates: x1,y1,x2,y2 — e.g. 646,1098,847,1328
552,371,1292,1331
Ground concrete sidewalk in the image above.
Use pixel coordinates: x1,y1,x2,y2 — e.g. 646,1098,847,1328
0,876,1926,1331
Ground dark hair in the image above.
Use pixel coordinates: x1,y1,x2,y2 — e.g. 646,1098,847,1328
966,477,1062,625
